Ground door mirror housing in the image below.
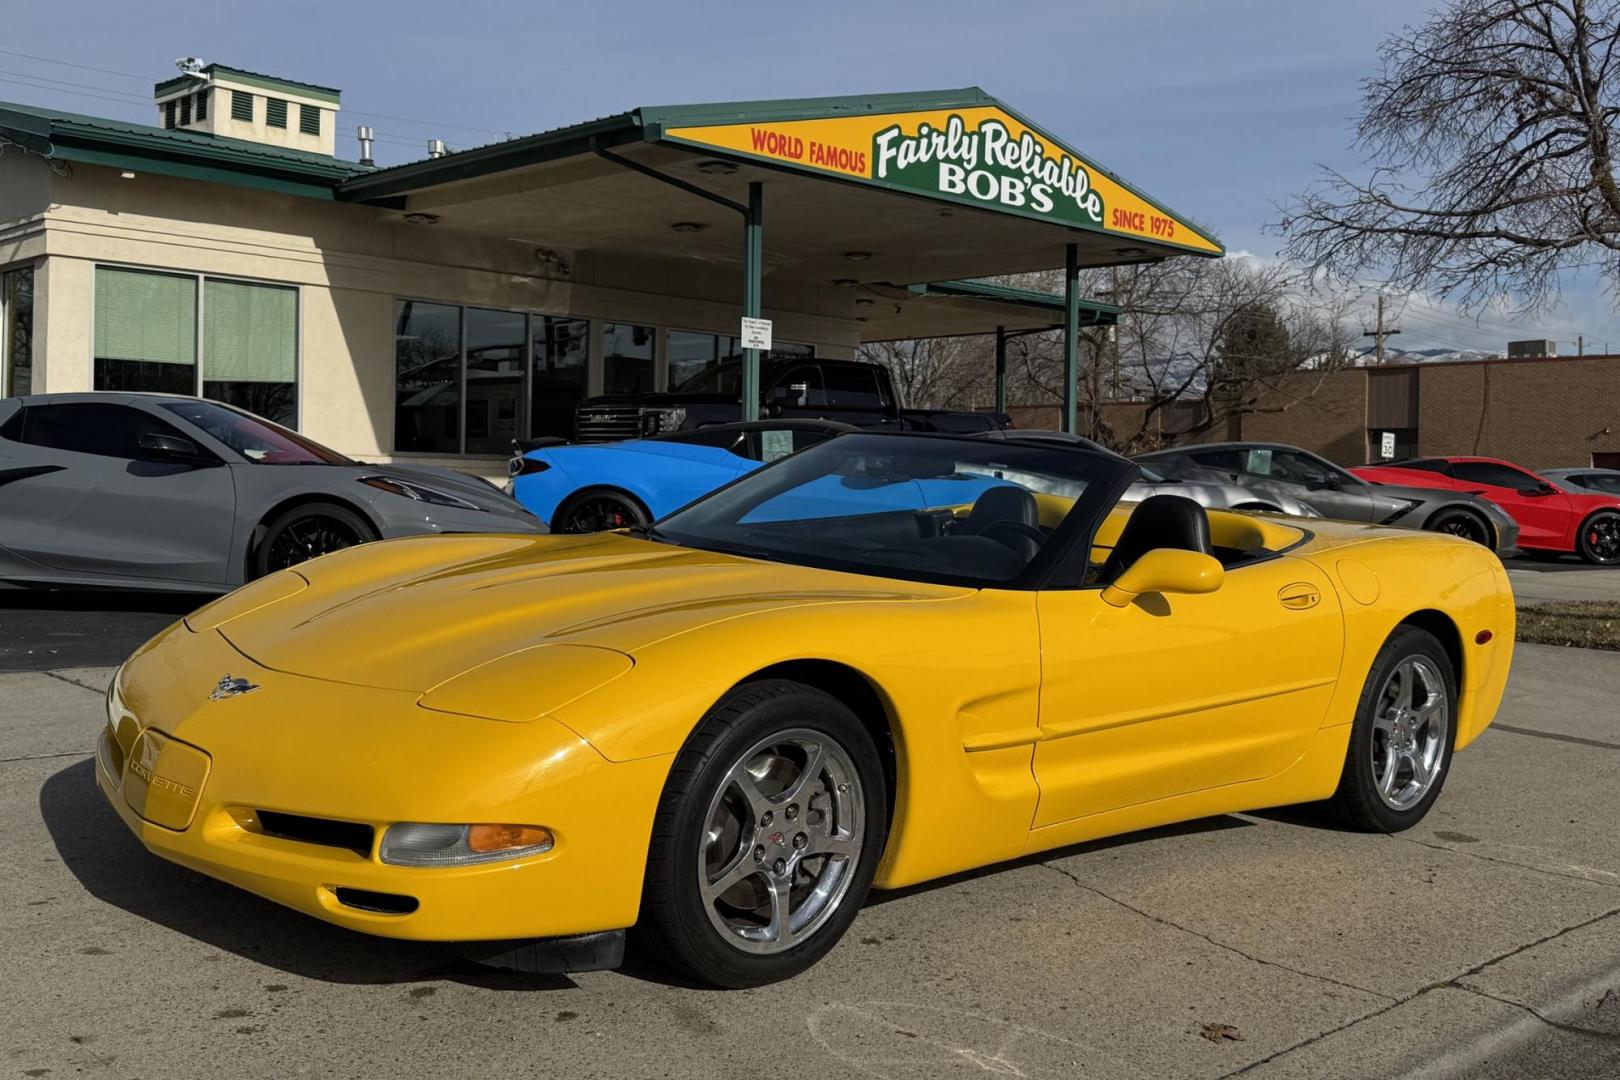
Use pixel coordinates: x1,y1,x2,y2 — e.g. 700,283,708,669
1100,548,1225,608
1306,474,1342,492
137,431,205,462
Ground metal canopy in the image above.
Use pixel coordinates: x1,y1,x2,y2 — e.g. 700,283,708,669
338,88,1220,430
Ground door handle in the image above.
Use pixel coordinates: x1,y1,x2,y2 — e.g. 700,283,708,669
1278,582,1320,610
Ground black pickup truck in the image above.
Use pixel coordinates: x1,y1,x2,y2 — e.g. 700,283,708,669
573,357,1009,441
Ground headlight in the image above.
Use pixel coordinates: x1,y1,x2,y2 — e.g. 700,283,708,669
358,475,481,511
640,407,687,435
379,822,554,867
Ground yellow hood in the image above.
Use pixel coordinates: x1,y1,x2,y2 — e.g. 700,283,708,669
197,532,969,693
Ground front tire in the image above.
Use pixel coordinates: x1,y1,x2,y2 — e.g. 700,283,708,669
636,679,887,988
1327,626,1457,832
1425,507,1492,547
253,502,376,579
1576,510,1620,565
552,488,650,534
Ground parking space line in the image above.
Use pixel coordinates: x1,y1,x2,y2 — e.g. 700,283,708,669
1491,723,1620,751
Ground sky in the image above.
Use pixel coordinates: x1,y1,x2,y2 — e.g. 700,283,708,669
4,0,1618,354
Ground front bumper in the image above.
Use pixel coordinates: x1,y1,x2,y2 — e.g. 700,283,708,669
95,624,670,943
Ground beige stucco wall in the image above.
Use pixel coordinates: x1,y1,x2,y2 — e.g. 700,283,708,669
27,159,863,473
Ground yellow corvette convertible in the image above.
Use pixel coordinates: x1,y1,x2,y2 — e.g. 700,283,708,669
96,433,1514,987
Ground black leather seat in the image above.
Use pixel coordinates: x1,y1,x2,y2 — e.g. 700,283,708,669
1101,494,1212,582
965,485,1042,560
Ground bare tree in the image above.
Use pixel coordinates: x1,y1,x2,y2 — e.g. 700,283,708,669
857,336,992,409
1278,0,1620,309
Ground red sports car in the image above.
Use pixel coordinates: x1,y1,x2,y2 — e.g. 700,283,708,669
1352,456,1620,564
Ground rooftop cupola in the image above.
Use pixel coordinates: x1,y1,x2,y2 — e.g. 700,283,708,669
154,58,340,157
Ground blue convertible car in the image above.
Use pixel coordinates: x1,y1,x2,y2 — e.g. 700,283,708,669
507,419,1012,533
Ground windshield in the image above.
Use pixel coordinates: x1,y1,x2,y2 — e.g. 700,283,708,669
156,400,354,465
654,433,1132,587
670,359,791,395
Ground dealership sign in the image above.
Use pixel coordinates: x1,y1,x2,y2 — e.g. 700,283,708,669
662,106,1221,255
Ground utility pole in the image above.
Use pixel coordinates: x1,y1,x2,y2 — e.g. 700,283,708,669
1578,335,1585,356
1363,293,1401,363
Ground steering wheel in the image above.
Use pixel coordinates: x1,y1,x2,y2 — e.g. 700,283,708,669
977,520,1047,551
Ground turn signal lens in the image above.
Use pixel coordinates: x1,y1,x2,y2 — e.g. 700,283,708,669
379,822,554,867
467,823,552,853
1476,630,1494,644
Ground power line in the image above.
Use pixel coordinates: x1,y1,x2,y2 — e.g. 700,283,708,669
0,74,154,109
0,48,154,83
0,67,150,103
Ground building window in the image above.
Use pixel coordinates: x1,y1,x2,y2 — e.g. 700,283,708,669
93,266,300,426
231,90,254,122
94,267,197,396
532,317,589,439
266,98,288,129
180,95,192,126
2,265,34,397
299,104,321,136
195,89,208,121
394,300,462,453
464,307,526,454
163,100,178,129
602,322,655,394
201,279,298,426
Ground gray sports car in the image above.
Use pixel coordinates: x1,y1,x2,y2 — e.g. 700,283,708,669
1136,441,1520,555
0,393,543,592
1541,467,1620,496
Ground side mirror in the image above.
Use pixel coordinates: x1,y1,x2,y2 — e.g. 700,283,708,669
1307,474,1342,492
137,431,204,461
1101,548,1225,608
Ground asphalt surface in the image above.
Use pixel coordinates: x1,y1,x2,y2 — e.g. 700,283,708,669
4,582,1620,1077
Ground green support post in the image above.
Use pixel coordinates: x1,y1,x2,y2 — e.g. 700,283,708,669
994,325,1007,414
1063,243,1079,434
742,181,764,422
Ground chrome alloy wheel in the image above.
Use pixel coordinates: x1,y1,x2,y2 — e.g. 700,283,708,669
697,728,865,955
1370,656,1449,811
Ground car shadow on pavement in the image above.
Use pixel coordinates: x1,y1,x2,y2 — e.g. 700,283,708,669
40,760,577,992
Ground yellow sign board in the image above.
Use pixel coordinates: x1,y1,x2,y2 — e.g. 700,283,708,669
663,105,1221,256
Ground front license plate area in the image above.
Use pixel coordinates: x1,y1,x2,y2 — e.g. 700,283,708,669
123,729,211,830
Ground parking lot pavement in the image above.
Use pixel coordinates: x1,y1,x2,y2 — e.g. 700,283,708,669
3,644,1618,1079
0,590,205,672
1502,555,1620,606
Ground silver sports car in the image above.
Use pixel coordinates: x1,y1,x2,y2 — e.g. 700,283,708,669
0,393,543,592
1541,467,1620,496
976,430,1321,517
1137,441,1520,556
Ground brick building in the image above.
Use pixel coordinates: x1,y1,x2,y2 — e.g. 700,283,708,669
1023,353,1620,469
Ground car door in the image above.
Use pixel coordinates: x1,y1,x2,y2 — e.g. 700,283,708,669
1031,545,1344,827
0,401,237,586
1448,460,1572,548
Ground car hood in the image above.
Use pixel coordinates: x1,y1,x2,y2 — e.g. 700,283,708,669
363,462,524,512
202,532,969,693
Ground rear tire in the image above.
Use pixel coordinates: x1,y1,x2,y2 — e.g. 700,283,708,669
253,502,376,579
552,488,650,534
636,679,887,988
1327,626,1457,832
1576,510,1620,565
1424,507,1492,547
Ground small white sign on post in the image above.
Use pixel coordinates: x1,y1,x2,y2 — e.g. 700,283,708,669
1379,431,1397,460
739,316,773,352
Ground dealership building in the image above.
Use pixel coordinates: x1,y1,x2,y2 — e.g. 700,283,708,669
0,66,1228,475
